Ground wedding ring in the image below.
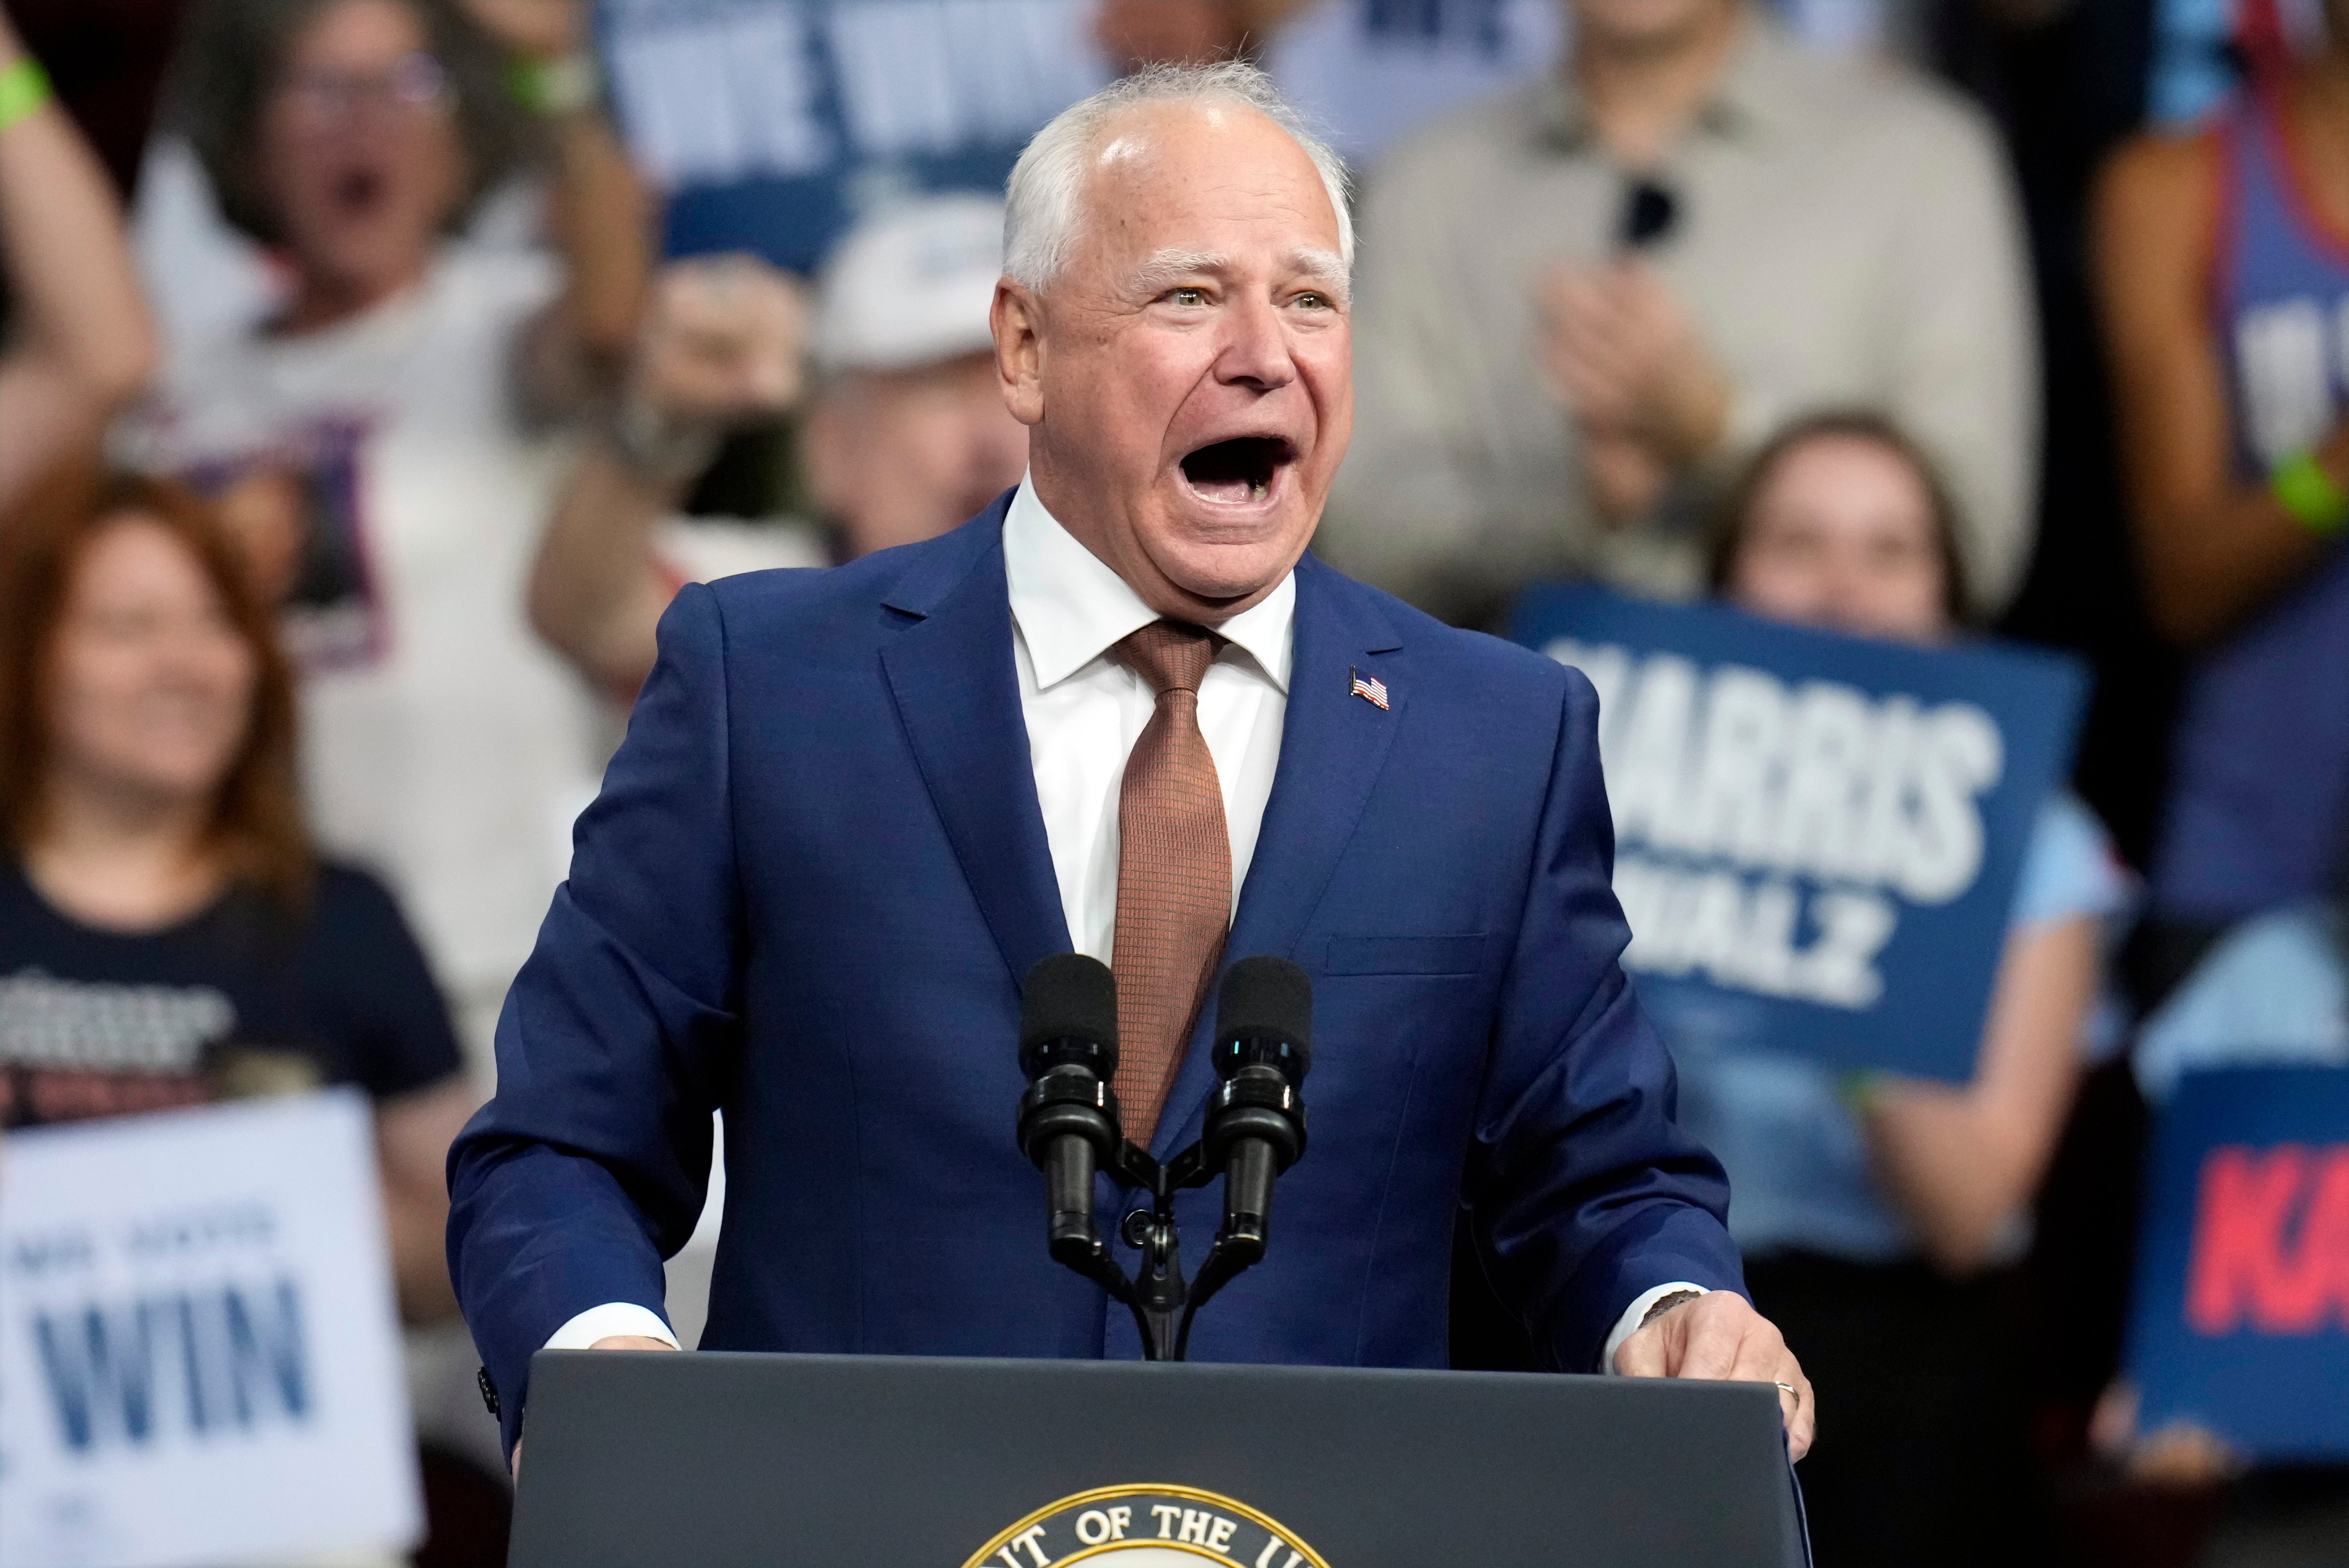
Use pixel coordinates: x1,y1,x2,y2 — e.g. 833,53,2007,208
1774,1382,1797,1394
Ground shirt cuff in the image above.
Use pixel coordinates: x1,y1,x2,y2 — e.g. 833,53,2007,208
1600,1282,1709,1374
544,1302,680,1352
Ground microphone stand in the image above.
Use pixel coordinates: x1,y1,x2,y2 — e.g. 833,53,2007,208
1093,1139,1256,1363
1019,1117,1236,1363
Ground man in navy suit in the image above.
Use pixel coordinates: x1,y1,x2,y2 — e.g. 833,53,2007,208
448,61,1813,1463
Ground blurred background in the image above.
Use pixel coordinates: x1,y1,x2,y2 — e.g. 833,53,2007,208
2,0,2347,1564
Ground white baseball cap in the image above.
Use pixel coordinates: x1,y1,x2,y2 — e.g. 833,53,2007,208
814,194,1006,374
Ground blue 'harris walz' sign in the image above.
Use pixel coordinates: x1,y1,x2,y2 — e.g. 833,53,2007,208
2128,1067,2349,1461
598,0,1111,273
1513,584,2088,1083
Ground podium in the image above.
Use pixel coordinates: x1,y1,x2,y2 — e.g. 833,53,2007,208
509,1350,1808,1566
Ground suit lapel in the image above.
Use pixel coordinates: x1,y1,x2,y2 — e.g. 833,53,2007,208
1151,554,1409,1157
879,504,1073,992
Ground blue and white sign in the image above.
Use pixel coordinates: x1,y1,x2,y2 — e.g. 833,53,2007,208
0,1092,420,1568
1514,584,2088,1082
599,0,1113,273
2126,1066,2349,1462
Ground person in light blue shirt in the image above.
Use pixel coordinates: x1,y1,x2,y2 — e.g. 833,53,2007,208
1678,790,2127,1268
1687,410,2133,1566
2134,903,2349,1104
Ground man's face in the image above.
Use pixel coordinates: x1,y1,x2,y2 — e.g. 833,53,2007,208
805,352,1030,559
992,101,1351,622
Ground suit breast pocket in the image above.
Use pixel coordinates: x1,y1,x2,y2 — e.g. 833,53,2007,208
1323,933,1502,978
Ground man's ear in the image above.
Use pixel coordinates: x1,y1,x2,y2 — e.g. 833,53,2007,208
991,279,1047,427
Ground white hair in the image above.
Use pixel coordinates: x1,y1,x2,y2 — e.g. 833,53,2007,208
1002,62,1354,292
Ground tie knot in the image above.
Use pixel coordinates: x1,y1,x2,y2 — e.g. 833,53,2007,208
1113,620,1221,695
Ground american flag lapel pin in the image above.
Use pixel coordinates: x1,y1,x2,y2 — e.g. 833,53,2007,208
1349,666,1390,710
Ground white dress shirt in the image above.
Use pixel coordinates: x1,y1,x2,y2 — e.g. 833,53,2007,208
1002,477,1292,958
544,480,1694,1368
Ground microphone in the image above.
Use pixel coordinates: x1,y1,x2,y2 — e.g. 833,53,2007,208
1015,954,1122,1268
1201,956,1312,1264
1015,952,1308,1360
1617,177,1678,251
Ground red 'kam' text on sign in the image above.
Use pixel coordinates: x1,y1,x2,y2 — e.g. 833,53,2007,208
2185,1144,2349,1335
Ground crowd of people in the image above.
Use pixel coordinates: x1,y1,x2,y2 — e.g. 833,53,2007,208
1,1,2345,1565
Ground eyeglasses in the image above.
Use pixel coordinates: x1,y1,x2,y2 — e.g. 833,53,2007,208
276,52,451,130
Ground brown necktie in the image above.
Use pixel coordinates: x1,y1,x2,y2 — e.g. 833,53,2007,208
1109,620,1231,1146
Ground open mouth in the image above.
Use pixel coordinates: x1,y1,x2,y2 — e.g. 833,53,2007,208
1179,436,1295,505
330,165,388,220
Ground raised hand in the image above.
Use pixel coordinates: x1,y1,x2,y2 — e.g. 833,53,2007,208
629,253,808,437
456,0,584,60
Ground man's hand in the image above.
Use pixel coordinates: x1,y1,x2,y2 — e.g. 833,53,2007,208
1533,260,1731,471
513,1334,677,1479
1614,1291,1815,1461
628,254,808,438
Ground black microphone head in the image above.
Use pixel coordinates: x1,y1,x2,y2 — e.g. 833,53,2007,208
1212,956,1312,1083
1020,953,1118,1079
1619,177,1678,250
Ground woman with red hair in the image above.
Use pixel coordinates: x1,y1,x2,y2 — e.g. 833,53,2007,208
0,466,471,1322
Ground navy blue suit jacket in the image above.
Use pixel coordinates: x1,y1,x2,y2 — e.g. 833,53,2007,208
448,496,1742,1452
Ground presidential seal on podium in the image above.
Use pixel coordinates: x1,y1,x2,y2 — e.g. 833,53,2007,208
964,1484,1331,1568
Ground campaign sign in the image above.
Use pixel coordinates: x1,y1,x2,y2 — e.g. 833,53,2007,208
2126,1067,2349,1461
598,0,1113,273
1513,584,2087,1082
0,1092,420,1568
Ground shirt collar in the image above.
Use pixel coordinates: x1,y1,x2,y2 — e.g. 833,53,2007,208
1533,6,1796,157
1003,475,1294,696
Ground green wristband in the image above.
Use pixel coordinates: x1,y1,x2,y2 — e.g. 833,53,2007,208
2272,447,2349,535
0,57,53,135
507,53,599,117
1834,1069,1890,1118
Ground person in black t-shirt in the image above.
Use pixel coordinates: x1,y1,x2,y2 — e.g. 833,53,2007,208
0,463,472,1321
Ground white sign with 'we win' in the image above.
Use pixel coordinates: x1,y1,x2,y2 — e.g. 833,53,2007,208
0,1091,420,1568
